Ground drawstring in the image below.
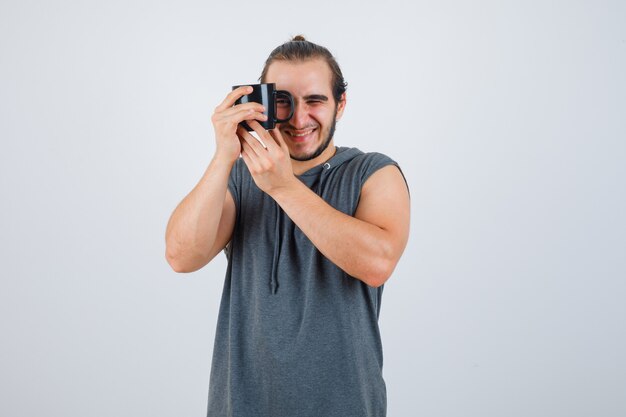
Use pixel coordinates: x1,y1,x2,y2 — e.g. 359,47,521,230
270,204,282,294
269,160,331,294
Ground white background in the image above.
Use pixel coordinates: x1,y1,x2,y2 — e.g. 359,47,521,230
1,0,625,416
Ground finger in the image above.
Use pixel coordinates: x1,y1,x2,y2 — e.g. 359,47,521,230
247,120,279,152
215,86,254,112
217,103,266,121
237,126,268,155
269,128,289,153
216,108,267,130
240,146,252,170
240,138,261,172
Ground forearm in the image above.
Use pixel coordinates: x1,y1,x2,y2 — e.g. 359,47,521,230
165,156,234,269
270,180,393,287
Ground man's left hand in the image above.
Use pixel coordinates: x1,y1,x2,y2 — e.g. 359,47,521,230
237,120,296,195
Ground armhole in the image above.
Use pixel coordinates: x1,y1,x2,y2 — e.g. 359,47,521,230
360,154,410,199
227,160,240,209
224,161,240,260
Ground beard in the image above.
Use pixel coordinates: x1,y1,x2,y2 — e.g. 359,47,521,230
288,112,338,162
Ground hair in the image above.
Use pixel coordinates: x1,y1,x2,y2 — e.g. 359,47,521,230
259,35,347,104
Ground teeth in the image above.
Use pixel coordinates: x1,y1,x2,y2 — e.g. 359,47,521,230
291,129,314,137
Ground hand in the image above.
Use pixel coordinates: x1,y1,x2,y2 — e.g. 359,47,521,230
237,120,296,195
210,86,268,163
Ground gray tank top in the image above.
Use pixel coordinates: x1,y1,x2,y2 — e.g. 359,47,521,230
207,146,407,417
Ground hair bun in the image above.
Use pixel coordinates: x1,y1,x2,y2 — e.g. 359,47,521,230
292,35,307,42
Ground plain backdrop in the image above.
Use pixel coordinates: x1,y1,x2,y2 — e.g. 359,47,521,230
1,0,625,416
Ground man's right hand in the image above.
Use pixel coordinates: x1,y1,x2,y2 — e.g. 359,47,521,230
211,86,268,163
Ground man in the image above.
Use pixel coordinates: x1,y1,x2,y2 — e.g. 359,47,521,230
165,35,410,417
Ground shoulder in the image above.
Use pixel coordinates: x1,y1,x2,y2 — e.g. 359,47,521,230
343,149,409,196
345,149,395,165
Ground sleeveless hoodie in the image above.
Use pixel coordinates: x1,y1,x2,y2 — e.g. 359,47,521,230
206,146,408,417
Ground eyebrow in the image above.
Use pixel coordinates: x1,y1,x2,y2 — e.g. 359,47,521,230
303,94,329,101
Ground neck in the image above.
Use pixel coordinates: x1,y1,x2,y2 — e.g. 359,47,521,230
291,142,337,176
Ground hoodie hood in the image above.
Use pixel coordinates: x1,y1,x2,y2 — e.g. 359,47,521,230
269,146,363,294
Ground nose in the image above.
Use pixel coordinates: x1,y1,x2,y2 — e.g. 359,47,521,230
290,101,312,129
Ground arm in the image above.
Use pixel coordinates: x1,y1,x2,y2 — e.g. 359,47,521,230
237,120,410,287
270,165,410,287
164,157,236,273
164,86,267,273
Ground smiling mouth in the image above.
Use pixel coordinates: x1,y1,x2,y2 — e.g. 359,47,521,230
287,128,316,136
285,128,318,142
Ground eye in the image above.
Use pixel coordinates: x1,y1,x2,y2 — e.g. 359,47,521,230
276,99,290,106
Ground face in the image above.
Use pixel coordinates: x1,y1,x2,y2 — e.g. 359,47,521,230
264,59,346,162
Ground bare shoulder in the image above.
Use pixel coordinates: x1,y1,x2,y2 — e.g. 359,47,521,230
354,164,410,240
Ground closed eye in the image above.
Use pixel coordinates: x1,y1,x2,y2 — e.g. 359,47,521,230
303,94,329,103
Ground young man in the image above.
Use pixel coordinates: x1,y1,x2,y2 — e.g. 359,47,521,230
165,36,410,417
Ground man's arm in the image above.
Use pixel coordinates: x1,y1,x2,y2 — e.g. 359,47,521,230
236,120,410,287
165,157,237,273
270,164,410,287
165,85,267,273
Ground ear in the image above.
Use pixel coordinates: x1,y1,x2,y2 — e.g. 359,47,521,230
335,92,347,121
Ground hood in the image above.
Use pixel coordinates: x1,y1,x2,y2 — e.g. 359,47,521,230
269,146,363,294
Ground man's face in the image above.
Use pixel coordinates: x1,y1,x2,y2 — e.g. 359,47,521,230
265,58,346,162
